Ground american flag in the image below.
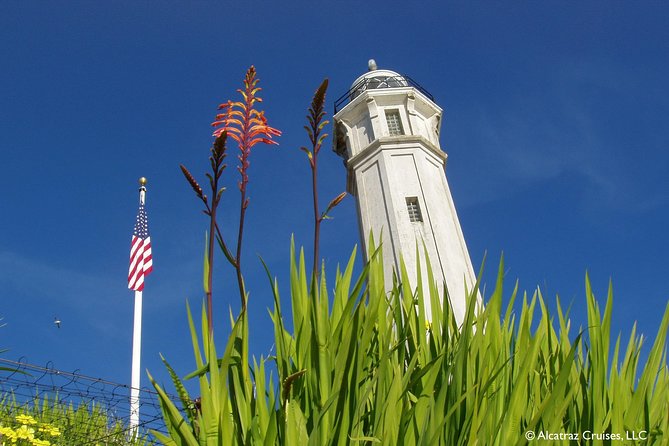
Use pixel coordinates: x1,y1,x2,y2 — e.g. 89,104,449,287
128,204,153,291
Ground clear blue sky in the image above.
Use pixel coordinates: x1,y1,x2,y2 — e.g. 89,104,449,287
1,1,668,395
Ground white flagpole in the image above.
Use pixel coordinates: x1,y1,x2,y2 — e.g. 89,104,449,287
130,178,147,432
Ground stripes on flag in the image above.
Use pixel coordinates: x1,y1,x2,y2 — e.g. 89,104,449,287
128,204,153,291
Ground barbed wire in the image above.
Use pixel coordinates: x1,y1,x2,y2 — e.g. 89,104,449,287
0,357,179,445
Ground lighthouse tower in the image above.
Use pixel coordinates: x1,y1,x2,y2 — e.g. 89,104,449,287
332,60,477,324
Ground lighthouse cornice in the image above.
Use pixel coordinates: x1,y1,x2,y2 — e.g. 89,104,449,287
346,135,446,171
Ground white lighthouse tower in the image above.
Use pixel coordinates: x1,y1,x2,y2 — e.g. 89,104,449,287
332,60,477,324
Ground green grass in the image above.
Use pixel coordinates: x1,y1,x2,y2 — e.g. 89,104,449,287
152,241,669,445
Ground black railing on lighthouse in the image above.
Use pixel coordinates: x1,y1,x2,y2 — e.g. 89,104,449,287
334,75,434,113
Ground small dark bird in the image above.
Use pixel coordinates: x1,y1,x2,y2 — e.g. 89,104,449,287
54,317,61,329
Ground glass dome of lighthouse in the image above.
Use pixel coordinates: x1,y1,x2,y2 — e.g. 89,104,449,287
334,59,434,113
349,59,408,99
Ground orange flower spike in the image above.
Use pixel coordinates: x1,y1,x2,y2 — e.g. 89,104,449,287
211,66,280,149
211,66,281,197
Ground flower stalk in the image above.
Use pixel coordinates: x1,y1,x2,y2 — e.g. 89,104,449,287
301,79,346,283
179,132,228,333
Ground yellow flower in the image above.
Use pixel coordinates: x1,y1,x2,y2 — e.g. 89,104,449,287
31,438,51,446
15,414,37,426
15,424,35,440
0,425,18,440
38,425,60,437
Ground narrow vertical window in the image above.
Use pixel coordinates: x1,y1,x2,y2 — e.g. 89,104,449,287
385,109,404,136
406,197,422,222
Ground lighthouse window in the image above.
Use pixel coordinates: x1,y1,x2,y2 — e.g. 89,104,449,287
385,110,404,136
406,197,423,222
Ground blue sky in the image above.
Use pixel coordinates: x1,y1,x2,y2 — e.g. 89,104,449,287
1,1,668,400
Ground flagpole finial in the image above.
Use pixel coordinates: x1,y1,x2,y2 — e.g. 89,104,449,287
138,177,147,205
